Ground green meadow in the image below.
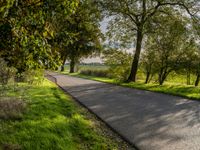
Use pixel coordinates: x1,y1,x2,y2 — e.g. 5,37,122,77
0,79,126,150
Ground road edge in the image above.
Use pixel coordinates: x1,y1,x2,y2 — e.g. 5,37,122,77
45,72,140,150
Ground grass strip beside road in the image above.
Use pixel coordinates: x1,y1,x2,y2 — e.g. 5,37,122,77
62,72,200,100
0,79,129,150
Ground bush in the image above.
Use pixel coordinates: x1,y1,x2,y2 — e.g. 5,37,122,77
2,144,21,150
80,69,109,78
102,49,132,82
107,66,130,82
20,69,44,85
0,58,16,85
0,97,26,120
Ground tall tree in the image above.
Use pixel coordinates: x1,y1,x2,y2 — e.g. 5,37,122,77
58,0,102,73
98,0,199,82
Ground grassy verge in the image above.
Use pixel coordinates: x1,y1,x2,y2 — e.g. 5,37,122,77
61,72,200,100
0,79,130,150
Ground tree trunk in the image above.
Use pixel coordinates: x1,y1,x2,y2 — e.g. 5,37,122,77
159,76,165,85
158,75,162,85
61,65,65,72
127,29,143,82
70,58,75,73
186,69,191,85
149,74,154,83
61,55,67,72
158,71,168,85
195,74,200,87
145,72,150,84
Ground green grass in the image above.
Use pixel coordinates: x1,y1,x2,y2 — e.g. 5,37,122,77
121,82,200,99
64,64,197,85
61,72,200,100
0,79,122,150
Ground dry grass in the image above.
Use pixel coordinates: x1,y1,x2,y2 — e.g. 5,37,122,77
0,97,26,120
2,143,21,150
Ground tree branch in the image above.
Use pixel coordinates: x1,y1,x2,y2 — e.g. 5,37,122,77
145,1,198,22
141,0,147,22
123,0,139,25
144,1,161,22
159,1,197,17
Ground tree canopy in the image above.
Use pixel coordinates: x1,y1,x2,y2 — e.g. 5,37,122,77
0,0,78,72
58,0,103,73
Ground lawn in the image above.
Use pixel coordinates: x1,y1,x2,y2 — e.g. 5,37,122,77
0,79,128,150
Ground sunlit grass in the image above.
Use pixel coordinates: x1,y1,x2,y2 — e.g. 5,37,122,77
122,82,200,99
0,79,119,150
62,73,200,100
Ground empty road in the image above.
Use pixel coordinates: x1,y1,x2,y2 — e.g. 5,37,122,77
47,72,200,150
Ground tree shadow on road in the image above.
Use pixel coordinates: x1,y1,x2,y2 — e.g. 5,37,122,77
49,74,200,150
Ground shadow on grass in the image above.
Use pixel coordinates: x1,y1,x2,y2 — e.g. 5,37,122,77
0,81,118,150
51,73,200,150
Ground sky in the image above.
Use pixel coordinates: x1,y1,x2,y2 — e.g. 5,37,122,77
81,17,135,63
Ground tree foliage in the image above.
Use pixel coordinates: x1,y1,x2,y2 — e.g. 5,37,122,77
0,0,78,72
97,0,200,82
58,0,103,73
102,49,132,81
141,13,200,85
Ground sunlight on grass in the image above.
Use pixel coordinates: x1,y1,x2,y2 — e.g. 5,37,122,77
0,79,119,150
63,73,200,100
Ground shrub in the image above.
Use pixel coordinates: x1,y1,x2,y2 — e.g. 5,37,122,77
107,65,131,82
2,143,21,150
102,49,132,82
0,58,16,85
80,69,109,78
20,69,44,85
0,97,26,120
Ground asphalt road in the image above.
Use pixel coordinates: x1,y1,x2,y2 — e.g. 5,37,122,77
47,72,200,150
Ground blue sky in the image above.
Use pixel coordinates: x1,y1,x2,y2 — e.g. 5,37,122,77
100,17,109,34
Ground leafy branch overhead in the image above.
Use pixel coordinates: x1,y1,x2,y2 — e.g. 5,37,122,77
0,0,78,72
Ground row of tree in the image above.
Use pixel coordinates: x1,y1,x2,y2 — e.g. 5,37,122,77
98,0,200,82
1,0,200,85
0,0,102,74
58,0,102,73
102,1,200,86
